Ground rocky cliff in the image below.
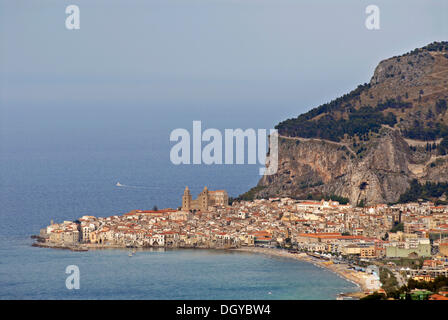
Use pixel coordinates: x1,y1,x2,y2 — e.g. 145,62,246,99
255,42,448,205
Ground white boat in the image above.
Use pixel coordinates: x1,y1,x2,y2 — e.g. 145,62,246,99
116,182,123,187
128,251,133,257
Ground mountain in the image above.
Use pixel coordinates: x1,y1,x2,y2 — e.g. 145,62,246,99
253,41,448,206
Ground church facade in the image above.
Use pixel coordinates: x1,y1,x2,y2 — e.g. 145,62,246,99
182,186,229,211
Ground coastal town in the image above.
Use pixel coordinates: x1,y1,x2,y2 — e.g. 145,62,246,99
33,186,448,300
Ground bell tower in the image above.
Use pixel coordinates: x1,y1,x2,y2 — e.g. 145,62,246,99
200,186,209,211
182,186,192,211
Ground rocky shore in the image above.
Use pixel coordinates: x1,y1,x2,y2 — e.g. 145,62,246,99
31,238,236,251
32,242,89,251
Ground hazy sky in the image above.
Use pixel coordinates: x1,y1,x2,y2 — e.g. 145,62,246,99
1,0,447,144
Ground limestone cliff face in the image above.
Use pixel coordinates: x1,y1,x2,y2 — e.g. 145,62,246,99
255,42,448,205
257,130,412,205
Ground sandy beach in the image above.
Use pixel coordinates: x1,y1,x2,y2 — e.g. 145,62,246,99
232,247,377,299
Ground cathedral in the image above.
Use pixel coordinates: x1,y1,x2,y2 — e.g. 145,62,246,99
182,186,229,211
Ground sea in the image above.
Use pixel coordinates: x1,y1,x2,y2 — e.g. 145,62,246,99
0,103,359,299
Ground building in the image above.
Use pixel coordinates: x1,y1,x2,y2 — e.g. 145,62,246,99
386,239,431,258
440,242,448,257
388,231,418,242
360,246,377,259
62,230,80,244
429,294,448,300
182,186,228,211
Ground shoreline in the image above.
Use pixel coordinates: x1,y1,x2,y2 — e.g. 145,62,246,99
230,247,371,299
31,241,232,251
32,241,372,299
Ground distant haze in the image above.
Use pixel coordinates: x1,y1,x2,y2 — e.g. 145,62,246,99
1,1,447,121
0,0,447,201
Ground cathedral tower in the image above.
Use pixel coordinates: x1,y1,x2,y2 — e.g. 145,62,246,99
182,186,192,211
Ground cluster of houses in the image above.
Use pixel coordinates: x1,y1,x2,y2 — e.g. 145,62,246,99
39,196,448,267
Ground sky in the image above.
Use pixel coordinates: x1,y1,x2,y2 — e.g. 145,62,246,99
0,0,447,152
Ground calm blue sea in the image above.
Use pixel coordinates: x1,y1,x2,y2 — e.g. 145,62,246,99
0,103,359,299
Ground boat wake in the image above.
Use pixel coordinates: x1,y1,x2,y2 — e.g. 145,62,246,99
115,182,159,190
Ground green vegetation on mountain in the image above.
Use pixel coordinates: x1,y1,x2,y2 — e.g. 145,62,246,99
398,179,448,203
275,42,448,144
278,83,370,126
255,41,448,205
305,193,350,205
411,41,448,53
276,103,398,142
401,100,448,141
230,185,267,203
276,96,448,143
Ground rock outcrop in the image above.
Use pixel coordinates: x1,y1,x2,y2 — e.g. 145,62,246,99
255,42,448,205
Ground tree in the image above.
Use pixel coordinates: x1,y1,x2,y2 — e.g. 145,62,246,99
435,99,447,114
360,291,386,300
390,222,404,233
152,205,158,211
357,199,365,208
